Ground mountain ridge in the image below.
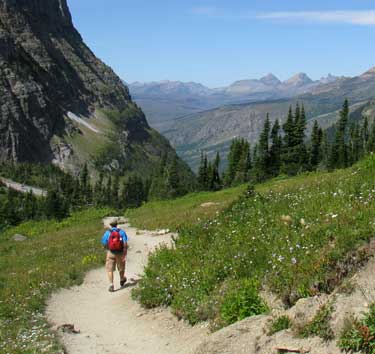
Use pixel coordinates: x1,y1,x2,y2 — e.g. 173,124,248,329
162,67,375,170
128,73,345,130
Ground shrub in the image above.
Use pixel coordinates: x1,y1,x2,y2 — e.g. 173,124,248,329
339,304,375,353
268,315,292,335
219,278,269,326
299,304,334,341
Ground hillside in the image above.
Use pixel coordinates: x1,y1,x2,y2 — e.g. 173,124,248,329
0,0,192,180
133,155,375,353
164,68,375,170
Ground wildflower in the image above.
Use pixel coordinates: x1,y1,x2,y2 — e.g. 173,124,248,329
291,257,297,264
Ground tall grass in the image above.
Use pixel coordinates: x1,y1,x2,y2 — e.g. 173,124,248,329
0,208,110,353
126,184,247,231
133,155,375,328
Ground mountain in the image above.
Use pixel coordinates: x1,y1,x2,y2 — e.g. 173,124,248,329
128,80,212,97
164,68,375,170
284,72,313,87
259,73,281,86
128,74,343,132
0,0,193,180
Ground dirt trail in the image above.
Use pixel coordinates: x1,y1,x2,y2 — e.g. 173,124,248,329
46,219,208,354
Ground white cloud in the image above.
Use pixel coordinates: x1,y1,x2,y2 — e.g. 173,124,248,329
257,10,375,26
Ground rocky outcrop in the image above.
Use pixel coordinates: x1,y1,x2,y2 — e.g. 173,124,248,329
0,0,147,165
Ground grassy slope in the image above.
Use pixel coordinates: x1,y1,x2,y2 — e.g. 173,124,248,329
132,155,375,327
0,209,110,354
127,184,247,231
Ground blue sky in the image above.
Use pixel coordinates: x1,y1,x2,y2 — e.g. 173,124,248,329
68,0,375,87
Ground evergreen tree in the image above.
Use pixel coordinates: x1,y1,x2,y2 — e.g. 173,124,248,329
166,156,181,198
224,139,244,186
3,189,21,225
111,175,120,209
269,119,282,177
121,176,146,209
348,123,362,164
22,191,37,220
234,141,251,184
80,164,93,205
105,176,112,206
368,121,375,152
362,116,370,153
209,152,222,191
296,104,308,171
281,106,297,175
198,152,209,190
44,188,68,220
310,120,323,170
254,115,271,181
94,172,105,206
330,99,349,169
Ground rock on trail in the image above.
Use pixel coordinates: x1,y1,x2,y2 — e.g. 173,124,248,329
46,219,208,354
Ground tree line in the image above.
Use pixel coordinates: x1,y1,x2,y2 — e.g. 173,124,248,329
198,100,375,190
0,152,192,228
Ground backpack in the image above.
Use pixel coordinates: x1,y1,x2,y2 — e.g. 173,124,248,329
108,229,124,252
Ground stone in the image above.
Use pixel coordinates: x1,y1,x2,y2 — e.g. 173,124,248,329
12,234,28,242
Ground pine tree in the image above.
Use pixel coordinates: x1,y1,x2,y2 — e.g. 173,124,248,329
105,176,112,206
320,131,330,169
23,191,37,220
362,116,370,153
234,141,251,184
330,99,349,169
198,152,209,190
121,176,146,209
44,188,68,220
112,175,120,209
254,115,271,182
94,172,105,206
296,104,308,171
224,140,244,186
310,120,323,170
281,106,296,175
349,123,364,164
166,156,180,198
209,152,222,191
269,119,282,177
368,121,375,152
80,163,89,195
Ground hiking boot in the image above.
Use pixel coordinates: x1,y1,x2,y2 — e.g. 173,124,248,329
108,284,114,292
120,277,127,287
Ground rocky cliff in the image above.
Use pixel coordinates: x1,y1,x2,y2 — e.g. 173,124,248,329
0,0,190,180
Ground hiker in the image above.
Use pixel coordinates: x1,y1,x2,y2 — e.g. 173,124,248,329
101,219,128,292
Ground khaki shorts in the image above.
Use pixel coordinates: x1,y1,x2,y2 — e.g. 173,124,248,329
105,251,125,272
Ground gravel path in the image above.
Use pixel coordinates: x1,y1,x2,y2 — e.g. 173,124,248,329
46,219,208,354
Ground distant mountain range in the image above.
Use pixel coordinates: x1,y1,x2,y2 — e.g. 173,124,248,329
127,73,345,131
162,68,375,170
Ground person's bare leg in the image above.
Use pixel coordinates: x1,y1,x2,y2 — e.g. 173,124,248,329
107,271,114,284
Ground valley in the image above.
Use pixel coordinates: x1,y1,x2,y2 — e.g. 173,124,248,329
130,68,375,170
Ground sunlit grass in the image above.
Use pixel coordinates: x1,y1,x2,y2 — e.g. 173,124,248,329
126,184,247,231
133,155,375,328
0,208,111,353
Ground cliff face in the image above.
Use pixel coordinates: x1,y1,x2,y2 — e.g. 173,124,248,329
0,0,147,164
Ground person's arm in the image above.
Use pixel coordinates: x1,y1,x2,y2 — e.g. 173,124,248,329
101,230,110,249
120,230,128,261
